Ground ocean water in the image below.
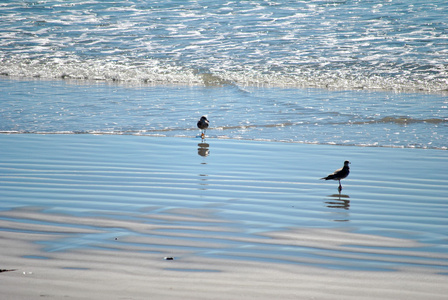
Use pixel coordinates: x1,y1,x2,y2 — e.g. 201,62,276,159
0,0,447,149
1,0,448,93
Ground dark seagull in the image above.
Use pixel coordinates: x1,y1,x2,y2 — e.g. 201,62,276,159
321,160,350,193
197,115,209,140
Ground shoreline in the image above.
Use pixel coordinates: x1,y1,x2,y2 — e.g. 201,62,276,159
0,132,446,151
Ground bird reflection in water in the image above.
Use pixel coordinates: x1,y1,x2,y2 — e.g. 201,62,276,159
325,194,350,222
197,143,209,191
198,142,210,157
326,194,350,210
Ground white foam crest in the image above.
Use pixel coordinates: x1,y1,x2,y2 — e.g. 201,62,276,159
0,57,201,85
1,55,447,94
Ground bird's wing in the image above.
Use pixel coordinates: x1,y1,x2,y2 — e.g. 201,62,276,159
322,167,343,180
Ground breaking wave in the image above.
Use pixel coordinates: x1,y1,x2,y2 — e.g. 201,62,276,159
1,57,447,94
1,0,448,93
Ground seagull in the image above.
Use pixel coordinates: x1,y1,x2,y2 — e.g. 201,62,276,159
321,160,350,193
197,116,209,139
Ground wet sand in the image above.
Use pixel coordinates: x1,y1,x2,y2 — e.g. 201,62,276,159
1,134,447,299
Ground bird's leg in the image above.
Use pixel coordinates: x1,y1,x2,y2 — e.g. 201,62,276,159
338,180,342,193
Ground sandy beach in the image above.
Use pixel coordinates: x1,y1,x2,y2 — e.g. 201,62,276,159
1,134,447,299
1,229,447,300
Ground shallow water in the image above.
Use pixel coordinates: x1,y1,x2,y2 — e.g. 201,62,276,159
1,78,446,149
1,135,447,273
